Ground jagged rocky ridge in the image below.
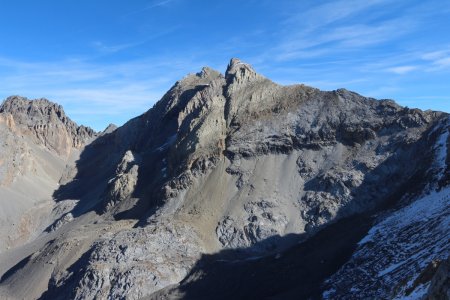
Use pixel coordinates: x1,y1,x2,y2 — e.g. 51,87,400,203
0,96,95,156
0,59,448,299
0,96,95,253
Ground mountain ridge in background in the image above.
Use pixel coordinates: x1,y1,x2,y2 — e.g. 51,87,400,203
0,58,448,299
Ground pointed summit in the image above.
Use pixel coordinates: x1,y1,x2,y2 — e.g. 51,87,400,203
103,123,118,134
226,58,249,70
225,58,259,84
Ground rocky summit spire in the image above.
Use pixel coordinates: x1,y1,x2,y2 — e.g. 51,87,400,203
225,58,260,84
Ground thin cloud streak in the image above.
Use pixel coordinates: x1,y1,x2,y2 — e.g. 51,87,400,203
122,0,175,18
90,26,179,55
386,66,418,75
284,0,390,30
274,15,416,62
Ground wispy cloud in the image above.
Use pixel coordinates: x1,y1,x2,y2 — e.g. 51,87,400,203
365,85,401,98
386,66,418,75
421,49,450,70
123,0,175,18
434,57,450,68
146,0,174,9
422,50,449,61
92,41,143,53
270,0,401,61
285,0,389,30
258,0,450,69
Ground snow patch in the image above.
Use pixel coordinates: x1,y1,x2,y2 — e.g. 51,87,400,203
379,188,449,229
325,182,450,298
359,187,450,245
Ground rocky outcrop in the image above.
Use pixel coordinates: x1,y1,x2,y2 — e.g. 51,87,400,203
102,150,140,213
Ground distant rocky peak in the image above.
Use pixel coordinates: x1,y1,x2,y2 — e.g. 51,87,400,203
0,95,96,156
1,95,68,125
103,123,118,134
226,58,254,73
225,58,260,84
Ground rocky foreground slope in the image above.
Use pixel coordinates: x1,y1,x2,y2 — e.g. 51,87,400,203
0,59,449,299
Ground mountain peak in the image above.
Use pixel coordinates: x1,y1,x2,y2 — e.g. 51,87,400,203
225,58,259,83
0,95,96,155
226,57,254,72
1,96,66,124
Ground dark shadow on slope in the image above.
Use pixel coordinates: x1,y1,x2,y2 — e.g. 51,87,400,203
52,129,123,217
152,214,373,300
51,115,175,219
39,247,96,300
0,254,32,283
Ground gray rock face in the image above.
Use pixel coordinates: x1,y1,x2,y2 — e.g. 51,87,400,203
0,96,95,157
0,59,449,299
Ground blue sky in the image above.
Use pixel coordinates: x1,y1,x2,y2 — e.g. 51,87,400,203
1,0,450,131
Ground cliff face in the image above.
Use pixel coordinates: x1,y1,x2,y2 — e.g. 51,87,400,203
0,59,448,299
